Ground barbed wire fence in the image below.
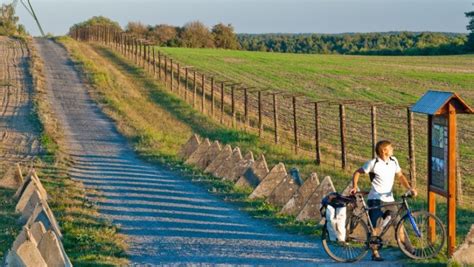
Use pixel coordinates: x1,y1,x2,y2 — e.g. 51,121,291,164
69,25,474,208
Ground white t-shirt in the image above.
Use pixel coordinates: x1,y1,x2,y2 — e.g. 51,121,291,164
362,156,401,202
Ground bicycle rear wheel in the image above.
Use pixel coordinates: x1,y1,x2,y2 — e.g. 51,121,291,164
396,211,446,259
321,216,369,262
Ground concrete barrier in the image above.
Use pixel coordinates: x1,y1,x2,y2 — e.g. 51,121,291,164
0,163,24,189
6,240,47,267
296,176,336,222
185,138,211,166
30,222,47,247
267,172,301,207
453,224,474,265
37,230,72,267
224,152,255,182
178,134,201,159
14,170,48,201
235,154,269,189
204,144,232,174
16,189,45,223
280,172,320,216
26,202,62,239
249,163,287,199
215,147,243,180
11,227,38,253
195,140,221,169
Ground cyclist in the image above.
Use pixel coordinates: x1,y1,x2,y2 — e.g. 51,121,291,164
350,140,417,261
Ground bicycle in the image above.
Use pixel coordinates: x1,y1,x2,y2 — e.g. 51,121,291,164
321,191,446,262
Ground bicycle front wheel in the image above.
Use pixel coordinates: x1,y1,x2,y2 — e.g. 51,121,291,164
321,216,369,262
396,211,446,259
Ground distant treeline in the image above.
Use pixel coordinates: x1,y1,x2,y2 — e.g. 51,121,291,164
70,15,474,55
237,32,469,55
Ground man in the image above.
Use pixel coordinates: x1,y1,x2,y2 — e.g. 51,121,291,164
350,140,417,261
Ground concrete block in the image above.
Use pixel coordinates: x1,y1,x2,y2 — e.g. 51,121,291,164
17,189,44,223
194,140,221,170
0,163,23,189
30,222,47,246
11,227,37,253
224,151,255,182
267,173,300,207
14,169,48,201
13,170,34,199
185,138,211,167
178,134,201,159
453,224,474,265
38,230,72,267
6,240,47,267
215,147,243,180
204,144,232,174
16,179,47,212
249,163,287,199
26,203,62,239
296,176,336,222
235,154,269,189
280,172,320,216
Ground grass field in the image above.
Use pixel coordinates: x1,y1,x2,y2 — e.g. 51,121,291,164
158,48,474,104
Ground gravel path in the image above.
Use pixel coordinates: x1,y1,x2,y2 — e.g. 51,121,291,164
35,38,403,266
0,37,40,180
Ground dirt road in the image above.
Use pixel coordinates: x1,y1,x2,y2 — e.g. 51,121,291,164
0,37,40,181
35,38,403,265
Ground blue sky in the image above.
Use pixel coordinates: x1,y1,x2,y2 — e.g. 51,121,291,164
3,0,473,36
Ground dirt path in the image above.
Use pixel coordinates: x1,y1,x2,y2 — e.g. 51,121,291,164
34,38,404,265
0,37,40,180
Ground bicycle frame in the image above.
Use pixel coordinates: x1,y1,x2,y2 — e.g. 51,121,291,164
356,194,416,239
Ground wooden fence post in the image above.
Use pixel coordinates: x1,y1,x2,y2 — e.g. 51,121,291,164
193,71,197,108
258,91,263,137
152,48,156,77
211,77,215,117
164,56,168,85
371,105,377,158
244,88,249,128
314,102,321,165
158,51,162,79
293,96,299,154
170,59,174,91
273,93,279,144
231,86,236,128
339,104,347,169
177,64,181,95
201,74,205,113
220,82,225,124
185,68,189,101
407,107,416,187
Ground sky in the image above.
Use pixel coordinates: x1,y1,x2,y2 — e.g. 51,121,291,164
3,0,473,36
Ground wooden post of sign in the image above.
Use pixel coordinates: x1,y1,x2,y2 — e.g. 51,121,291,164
407,107,416,187
220,82,225,124
244,88,249,128
427,115,437,243
340,104,347,169
447,103,456,257
314,102,321,165
211,77,215,117
231,86,236,128
292,96,299,154
273,93,279,144
193,71,197,108
371,106,377,159
258,91,263,137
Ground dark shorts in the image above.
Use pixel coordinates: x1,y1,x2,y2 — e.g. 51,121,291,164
367,199,399,228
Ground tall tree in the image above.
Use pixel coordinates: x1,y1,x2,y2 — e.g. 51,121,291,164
69,16,121,34
0,4,24,36
466,7,474,51
125,21,148,37
212,23,239,49
181,21,215,48
152,24,178,46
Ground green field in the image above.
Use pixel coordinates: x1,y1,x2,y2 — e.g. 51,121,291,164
158,48,474,104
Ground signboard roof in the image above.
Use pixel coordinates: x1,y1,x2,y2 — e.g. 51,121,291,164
411,90,474,115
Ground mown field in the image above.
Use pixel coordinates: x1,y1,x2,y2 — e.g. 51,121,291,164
158,48,474,104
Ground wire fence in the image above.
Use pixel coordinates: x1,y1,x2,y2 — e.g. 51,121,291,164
69,25,474,208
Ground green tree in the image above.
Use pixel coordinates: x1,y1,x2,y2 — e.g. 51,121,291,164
466,7,474,51
0,4,24,36
69,16,121,34
180,21,214,48
212,23,239,49
151,24,178,46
